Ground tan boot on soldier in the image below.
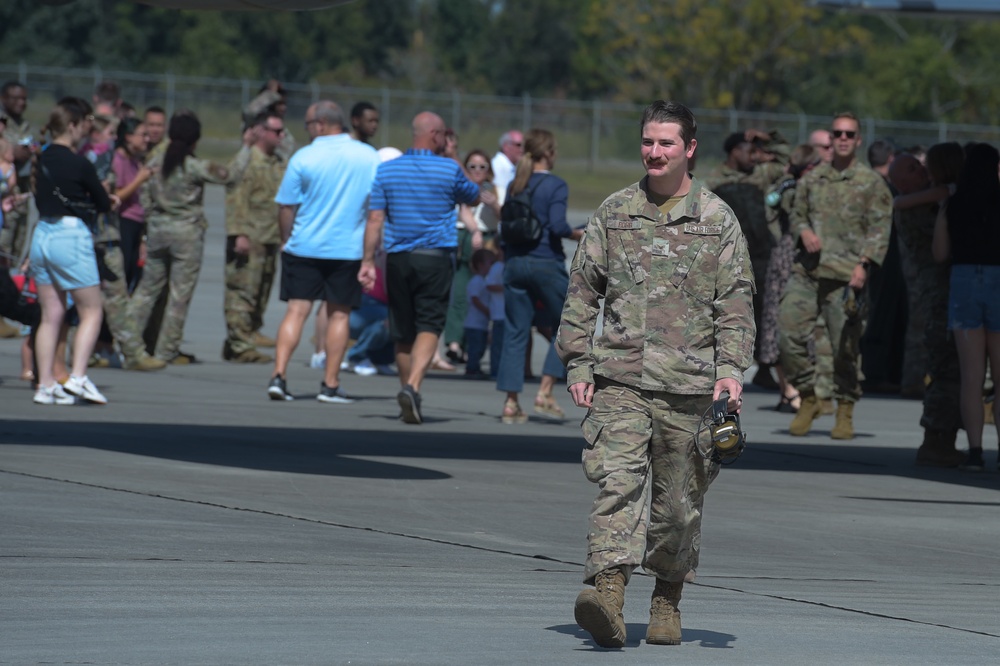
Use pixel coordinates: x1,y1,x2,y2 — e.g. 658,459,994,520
830,401,855,439
789,392,821,436
575,566,627,648
646,578,683,645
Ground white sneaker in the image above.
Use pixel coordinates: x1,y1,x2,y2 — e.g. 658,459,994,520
63,375,108,404
309,351,326,369
351,359,378,376
33,383,76,405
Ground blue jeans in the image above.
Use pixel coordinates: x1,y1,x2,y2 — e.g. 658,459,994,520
496,255,568,393
490,319,504,378
347,294,395,365
465,327,489,374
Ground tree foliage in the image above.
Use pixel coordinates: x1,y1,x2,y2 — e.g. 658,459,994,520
1,0,1000,124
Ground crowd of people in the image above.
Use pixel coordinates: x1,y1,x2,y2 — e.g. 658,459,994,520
2,77,999,649
0,78,997,466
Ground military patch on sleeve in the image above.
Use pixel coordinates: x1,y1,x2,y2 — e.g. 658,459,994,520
606,218,643,230
683,223,722,235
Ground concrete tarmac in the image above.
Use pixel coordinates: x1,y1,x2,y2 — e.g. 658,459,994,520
1,188,998,664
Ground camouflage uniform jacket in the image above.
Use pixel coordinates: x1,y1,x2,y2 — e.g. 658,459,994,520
1,111,33,183
142,146,252,231
557,177,756,394
226,145,285,245
703,162,784,192
790,160,892,281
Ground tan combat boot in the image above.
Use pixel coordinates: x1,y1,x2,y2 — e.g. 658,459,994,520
125,353,167,372
819,398,835,415
830,401,855,440
915,429,965,467
575,567,627,648
789,393,821,436
253,331,277,348
646,578,683,645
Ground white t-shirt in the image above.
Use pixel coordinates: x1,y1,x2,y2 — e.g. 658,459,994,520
464,274,491,331
485,260,505,322
491,152,516,206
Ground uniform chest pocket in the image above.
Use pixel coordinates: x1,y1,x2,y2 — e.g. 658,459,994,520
654,238,716,304
607,224,646,286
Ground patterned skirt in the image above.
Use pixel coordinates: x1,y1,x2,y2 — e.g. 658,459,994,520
758,234,795,365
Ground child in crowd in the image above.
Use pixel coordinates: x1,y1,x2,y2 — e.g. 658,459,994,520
485,245,505,379
464,248,495,377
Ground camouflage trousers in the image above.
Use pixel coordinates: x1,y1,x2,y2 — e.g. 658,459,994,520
96,242,146,362
0,207,30,264
814,318,834,400
131,222,205,362
223,238,277,355
919,263,961,431
779,268,865,403
581,377,719,585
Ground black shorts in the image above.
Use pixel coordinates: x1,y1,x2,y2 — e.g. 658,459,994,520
279,252,362,308
385,250,455,343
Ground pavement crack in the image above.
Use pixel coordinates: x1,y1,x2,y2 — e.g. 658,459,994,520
693,581,1000,639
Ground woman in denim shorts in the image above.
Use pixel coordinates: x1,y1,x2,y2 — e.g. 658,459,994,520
933,142,1000,471
29,99,115,405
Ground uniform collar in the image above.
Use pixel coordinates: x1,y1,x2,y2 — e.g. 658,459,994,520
624,176,704,224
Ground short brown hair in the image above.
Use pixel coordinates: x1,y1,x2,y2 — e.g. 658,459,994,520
640,100,697,146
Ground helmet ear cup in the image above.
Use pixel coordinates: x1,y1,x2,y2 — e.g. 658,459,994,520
696,392,747,465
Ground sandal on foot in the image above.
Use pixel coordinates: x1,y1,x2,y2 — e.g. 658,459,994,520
534,393,565,419
501,399,528,424
776,392,801,413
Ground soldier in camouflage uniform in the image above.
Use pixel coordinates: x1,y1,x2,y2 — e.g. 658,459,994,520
779,112,893,439
243,81,296,162
222,113,286,363
557,101,755,649
889,145,966,466
131,114,253,364
92,136,166,372
704,131,786,388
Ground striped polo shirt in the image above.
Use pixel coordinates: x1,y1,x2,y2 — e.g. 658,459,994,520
370,148,479,253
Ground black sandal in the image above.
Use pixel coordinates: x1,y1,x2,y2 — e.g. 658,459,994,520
775,393,800,413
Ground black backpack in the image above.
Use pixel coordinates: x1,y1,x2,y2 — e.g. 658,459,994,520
500,175,548,246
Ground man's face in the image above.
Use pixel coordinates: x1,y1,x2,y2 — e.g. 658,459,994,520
733,142,755,173
810,130,833,164
144,112,166,145
889,155,930,195
502,132,524,162
641,121,695,180
354,109,379,141
2,86,27,117
261,118,285,153
830,118,861,161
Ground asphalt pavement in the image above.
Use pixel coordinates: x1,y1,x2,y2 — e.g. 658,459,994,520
1,188,998,665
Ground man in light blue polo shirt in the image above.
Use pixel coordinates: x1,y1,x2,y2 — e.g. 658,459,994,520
359,111,495,424
267,100,379,404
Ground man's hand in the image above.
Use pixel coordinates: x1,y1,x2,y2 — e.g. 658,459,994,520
358,260,377,291
234,235,251,256
849,263,868,290
713,378,743,413
799,228,822,254
569,382,595,409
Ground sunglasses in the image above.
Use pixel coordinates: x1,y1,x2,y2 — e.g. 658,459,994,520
265,127,286,135
814,143,832,150
831,130,857,139
467,164,488,170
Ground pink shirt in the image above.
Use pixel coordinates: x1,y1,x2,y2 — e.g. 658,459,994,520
111,150,145,223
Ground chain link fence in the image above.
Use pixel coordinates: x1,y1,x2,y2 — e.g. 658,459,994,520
5,63,1000,167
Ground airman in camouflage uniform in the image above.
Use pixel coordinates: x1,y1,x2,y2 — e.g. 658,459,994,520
222,114,286,363
779,112,893,439
92,151,165,371
557,101,755,649
243,82,296,161
132,116,252,364
888,151,964,466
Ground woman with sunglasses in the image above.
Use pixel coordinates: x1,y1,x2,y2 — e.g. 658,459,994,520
443,149,501,364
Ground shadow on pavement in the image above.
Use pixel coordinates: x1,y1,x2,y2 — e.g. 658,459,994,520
1,419,997,490
547,623,736,649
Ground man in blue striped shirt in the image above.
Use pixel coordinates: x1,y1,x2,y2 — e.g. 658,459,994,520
359,111,495,424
